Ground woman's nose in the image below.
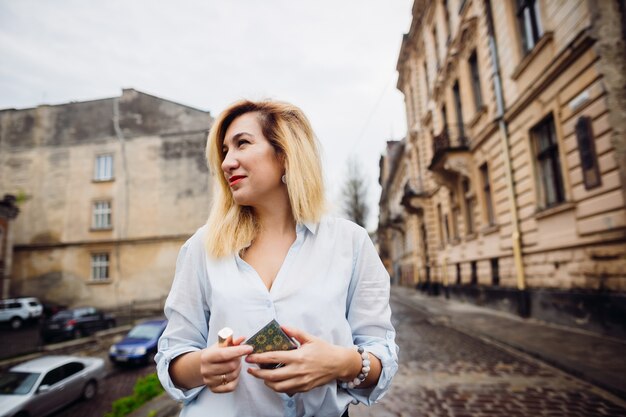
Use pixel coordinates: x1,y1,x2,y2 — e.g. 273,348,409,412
221,151,239,173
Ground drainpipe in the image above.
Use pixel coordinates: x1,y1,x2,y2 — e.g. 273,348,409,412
484,0,529,316
112,97,130,309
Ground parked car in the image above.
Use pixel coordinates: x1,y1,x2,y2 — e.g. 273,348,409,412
40,307,115,342
41,302,68,319
0,297,43,330
109,319,167,365
0,355,105,417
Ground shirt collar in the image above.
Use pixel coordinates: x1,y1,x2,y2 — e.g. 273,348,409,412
298,221,319,235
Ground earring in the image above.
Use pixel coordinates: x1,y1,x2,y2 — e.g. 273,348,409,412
281,175,287,184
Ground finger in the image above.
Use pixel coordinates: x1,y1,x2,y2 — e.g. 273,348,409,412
206,344,253,362
264,377,310,394
246,365,292,383
246,349,297,366
280,326,312,344
202,357,242,378
232,335,246,346
208,371,241,393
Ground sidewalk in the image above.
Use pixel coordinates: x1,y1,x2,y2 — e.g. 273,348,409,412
391,285,626,401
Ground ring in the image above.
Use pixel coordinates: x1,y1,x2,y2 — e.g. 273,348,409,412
221,374,228,385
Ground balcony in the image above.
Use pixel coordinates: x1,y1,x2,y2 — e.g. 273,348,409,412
401,180,428,215
428,124,473,186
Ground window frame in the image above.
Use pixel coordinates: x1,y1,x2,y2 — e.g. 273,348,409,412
94,154,114,182
462,178,475,235
532,115,566,209
91,253,110,282
468,51,483,111
92,201,112,230
516,0,543,55
480,163,496,225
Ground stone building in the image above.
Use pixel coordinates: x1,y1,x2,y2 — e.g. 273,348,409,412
0,195,20,299
0,89,213,308
383,0,626,336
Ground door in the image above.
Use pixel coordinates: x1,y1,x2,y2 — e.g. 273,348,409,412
31,365,65,415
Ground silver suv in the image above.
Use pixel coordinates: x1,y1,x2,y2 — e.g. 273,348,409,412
0,297,43,329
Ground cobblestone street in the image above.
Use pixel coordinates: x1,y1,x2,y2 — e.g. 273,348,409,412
351,295,626,417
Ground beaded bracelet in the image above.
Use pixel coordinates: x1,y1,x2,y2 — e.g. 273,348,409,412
340,346,370,389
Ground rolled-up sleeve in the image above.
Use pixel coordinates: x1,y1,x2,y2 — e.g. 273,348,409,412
156,230,211,404
345,228,399,405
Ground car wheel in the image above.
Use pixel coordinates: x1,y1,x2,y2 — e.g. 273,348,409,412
82,380,98,400
10,317,23,330
73,328,84,339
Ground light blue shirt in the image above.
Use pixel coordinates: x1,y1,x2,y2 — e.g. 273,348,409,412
156,217,398,417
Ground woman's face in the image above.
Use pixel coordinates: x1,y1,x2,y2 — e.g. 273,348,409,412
221,112,285,207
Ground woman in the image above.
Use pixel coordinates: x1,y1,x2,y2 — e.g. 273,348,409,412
156,99,398,417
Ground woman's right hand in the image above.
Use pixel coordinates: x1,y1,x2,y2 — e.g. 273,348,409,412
201,336,253,393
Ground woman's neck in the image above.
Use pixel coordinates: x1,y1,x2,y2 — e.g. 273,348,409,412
253,193,295,236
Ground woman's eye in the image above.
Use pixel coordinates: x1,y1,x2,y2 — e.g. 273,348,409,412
238,139,249,147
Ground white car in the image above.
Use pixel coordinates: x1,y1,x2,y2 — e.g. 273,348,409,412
0,355,105,417
0,298,43,330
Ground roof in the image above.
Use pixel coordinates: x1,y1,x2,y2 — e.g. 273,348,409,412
11,355,81,373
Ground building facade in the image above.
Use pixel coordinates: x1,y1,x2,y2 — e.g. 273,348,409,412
0,89,213,308
383,0,626,336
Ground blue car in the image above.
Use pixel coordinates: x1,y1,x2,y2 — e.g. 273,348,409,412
108,319,167,365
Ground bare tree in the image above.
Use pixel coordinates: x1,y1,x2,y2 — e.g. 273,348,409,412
341,157,370,228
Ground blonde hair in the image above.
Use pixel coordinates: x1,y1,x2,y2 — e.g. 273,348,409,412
204,99,326,258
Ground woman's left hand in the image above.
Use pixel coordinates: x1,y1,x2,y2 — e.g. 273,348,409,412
245,326,357,395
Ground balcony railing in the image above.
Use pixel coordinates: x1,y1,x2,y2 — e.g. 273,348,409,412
430,124,470,169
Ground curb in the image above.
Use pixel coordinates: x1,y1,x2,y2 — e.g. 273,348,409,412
0,325,131,370
126,393,182,417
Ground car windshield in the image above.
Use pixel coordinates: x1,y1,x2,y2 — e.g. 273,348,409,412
0,372,40,395
127,324,163,339
51,310,75,320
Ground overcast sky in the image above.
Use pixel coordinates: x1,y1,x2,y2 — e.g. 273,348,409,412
0,0,412,230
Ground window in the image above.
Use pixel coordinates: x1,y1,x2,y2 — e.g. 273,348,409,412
462,178,475,235
532,115,565,208
92,201,112,229
437,203,445,245
453,81,465,140
470,261,478,285
480,163,495,225
516,0,543,54
94,154,113,181
91,253,109,281
456,263,461,285
469,51,483,110
41,366,64,387
423,61,430,91
450,191,460,240
444,0,452,43
575,116,601,189
432,27,440,70
491,258,500,286
62,362,85,378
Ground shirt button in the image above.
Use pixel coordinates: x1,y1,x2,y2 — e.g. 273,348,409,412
287,399,294,407
266,300,272,308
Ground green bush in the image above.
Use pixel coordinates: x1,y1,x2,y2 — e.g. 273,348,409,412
105,373,165,417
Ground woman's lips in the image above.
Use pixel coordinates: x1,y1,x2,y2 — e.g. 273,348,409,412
229,175,246,186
